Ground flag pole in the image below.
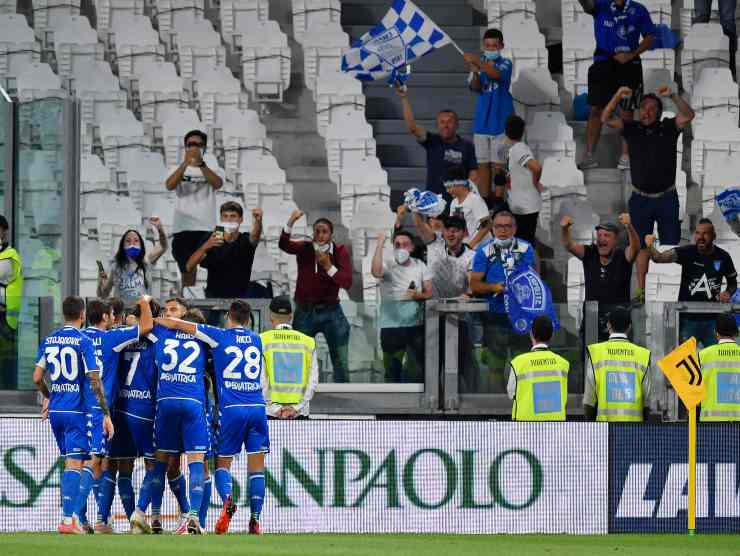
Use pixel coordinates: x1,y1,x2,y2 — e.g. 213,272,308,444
448,38,466,57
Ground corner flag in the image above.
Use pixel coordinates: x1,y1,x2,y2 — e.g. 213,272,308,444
341,0,454,84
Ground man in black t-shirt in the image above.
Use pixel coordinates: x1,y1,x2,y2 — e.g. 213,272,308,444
646,218,738,347
395,85,479,208
601,84,695,301
186,201,262,298
561,212,640,340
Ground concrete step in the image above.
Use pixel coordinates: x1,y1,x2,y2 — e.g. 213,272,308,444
366,86,477,119
341,0,478,27
372,118,474,135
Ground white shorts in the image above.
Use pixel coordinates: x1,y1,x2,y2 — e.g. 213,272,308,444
474,133,508,165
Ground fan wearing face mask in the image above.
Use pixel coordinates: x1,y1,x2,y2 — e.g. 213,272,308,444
97,218,168,307
371,229,433,383
185,201,263,299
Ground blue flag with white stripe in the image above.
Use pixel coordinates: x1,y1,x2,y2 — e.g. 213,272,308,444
504,258,560,335
341,0,452,84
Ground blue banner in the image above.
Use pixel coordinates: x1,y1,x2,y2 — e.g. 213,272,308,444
609,424,740,533
503,259,559,335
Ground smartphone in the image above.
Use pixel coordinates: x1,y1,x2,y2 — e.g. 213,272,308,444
409,281,416,290
214,225,225,240
96,260,105,274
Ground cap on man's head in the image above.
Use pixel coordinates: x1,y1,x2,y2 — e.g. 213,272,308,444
269,295,293,316
715,313,739,337
595,222,620,235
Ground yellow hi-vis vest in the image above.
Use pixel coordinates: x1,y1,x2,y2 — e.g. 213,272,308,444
0,247,23,330
588,339,650,422
510,348,569,421
699,341,740,422
260,327,315,404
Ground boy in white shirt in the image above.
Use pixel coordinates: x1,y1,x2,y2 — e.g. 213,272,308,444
503,115,544,245
445,166,491,249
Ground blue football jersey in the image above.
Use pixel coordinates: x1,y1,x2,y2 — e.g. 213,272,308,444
195,324,265,408
117,339,157,420
83,325,140,411
149,324,207,403
35,325,101,412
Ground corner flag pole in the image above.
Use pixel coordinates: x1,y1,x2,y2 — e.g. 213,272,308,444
688,405,697,535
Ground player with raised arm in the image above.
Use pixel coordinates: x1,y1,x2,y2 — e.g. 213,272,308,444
156,299,268,535
32,296,111,534
147,300,210,535
77,297,153,533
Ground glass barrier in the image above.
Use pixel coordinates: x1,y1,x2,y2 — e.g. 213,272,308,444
12,98,68,389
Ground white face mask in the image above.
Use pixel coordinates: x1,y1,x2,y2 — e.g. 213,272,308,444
220,221,239,233
313,242,331,253
394,248,411,265
493,237,513,249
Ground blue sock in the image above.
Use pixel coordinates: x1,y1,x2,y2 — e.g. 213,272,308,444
74,466,95,520
136,465,155,513
99,470,116,523
118,475,135,519
150,461,167,518
187,462,204,518
248,472,265,521
214,468,232,503
61,469,81,519
87,478,98,522
77,467,94,523
199,478,212,528
169,473,191,515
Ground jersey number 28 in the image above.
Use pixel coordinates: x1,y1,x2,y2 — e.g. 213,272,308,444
223,345,261,380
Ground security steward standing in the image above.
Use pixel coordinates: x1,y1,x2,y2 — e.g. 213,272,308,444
698,314,740,422
260,296,319,420
507,316,570,421
0,215,23,387
584,308,652,421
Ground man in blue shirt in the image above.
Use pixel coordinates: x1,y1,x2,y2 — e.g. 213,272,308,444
32,296,110,534
79,296,153,533
156,300,268,536
464,28,515,207
470,211,535,390
578,0,655,171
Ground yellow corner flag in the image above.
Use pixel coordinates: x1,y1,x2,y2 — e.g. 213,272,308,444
657,337,707,536
657,336,706,409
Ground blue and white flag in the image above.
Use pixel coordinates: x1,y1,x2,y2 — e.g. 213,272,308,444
404,187,447,217
341,0,452,85
716,187,740,239
504,258,560,335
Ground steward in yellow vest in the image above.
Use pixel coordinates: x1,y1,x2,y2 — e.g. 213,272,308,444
0,215,23,331
584,308,652,422
508,316,570,421
260,296,319,419
699,314,740,422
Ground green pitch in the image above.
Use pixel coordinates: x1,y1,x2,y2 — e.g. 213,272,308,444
2,533,739,556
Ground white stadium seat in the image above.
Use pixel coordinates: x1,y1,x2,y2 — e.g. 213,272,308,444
350,198,395,266
292,0,341,44
110,14,165,81
539,156,588,241
511,68,560,124
154,0,205,41
15,62,65,101
0,14,42,86
32,0,80,40
645,244,681,303
98,107,151,169
566,256,584,326
690,67,739,119
301,21,348,91
690,112,740,187
81,153,114,194
70,61,126,126
135,60,188,125
240,20,291,103
219,107,273,177
339,157,390,229
192,64,248,125
168,16,226,81
220,0,269,45
526,111,576,164
158,106,203,166
562,18,595,101
701,153,740,240
238,154,291,211
487,0,537,27
315,70,364,137
0,0,15,13
48,15,104,78
680,0,740,37
681,24,735,95
640,48,675,77
325,108,376,184
94,0,145,40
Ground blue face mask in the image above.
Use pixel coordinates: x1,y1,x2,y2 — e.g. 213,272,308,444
124,246,141,259
482,50,500,61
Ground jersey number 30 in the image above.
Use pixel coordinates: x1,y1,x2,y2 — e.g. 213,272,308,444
223,345,261,380
45,346,79,381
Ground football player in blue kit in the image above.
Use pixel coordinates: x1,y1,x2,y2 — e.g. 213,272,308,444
77,297,153,533
108,298,162,534
148,299,211,535
156,299,268,535
32,296,112,534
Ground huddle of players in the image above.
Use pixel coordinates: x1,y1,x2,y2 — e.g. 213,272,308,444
33,294,268,535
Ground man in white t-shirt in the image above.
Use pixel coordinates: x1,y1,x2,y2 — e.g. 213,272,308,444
503,115,544,245
445,166,491,249
165,129,225,287
371,230,432,383
412,213,475,298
